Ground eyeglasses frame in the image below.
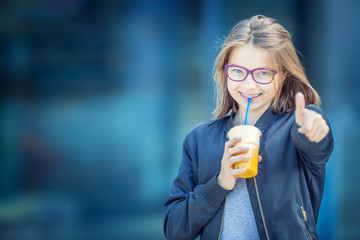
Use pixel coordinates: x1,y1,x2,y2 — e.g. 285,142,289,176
225,62,277,84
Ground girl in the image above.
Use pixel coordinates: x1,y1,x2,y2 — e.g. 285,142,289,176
163,15,334,240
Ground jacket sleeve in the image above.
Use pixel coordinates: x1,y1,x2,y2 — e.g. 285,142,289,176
163,134,230,240
291,105,334,170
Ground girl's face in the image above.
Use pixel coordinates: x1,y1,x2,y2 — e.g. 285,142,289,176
227,44,282,118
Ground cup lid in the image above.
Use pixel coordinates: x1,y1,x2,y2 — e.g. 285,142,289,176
227,125,261,144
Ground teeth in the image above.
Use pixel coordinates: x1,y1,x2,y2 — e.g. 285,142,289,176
240,93,261,98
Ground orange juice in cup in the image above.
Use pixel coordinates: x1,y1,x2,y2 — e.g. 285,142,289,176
227,125,261,178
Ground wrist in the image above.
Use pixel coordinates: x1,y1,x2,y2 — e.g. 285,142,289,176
217,173,232,191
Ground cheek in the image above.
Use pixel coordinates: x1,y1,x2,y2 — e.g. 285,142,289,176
226,80,238,98
262,83,277,98
226,79,234,92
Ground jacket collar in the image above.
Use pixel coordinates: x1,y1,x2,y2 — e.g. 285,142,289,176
225,107,278,133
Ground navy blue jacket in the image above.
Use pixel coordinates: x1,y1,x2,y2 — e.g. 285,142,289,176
164,105,334,240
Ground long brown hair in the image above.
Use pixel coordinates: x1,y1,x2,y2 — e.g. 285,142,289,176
212,15,320,118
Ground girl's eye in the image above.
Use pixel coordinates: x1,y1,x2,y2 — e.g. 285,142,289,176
233,68,244,74
258,71,269,76
255,70,273,79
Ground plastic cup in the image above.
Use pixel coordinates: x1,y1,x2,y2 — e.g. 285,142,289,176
227,125,262,178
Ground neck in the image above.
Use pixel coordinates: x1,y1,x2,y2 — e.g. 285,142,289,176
234,106,269,126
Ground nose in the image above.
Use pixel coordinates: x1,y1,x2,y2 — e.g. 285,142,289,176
241,74,257,89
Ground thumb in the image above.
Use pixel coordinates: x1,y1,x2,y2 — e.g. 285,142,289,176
295,92,305,126
295,92,305,115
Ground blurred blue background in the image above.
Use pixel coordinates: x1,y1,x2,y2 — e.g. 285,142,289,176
0,0,359,239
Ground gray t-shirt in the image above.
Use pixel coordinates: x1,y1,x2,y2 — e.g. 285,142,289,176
220,178,260,240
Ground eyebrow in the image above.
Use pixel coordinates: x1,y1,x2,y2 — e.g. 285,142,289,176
228,63,274,69
228,63,265,68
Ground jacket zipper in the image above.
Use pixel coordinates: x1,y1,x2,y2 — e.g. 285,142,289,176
254,177,270,240
301,206,313,240
217,198,226,240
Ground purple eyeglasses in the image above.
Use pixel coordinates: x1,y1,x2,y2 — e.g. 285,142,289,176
225,62,277,84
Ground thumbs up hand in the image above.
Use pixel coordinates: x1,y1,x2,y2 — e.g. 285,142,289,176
295,92,330,143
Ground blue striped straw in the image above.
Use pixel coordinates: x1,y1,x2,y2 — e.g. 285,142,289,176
244,98,252,125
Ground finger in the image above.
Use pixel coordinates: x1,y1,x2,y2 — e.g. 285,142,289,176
258,155,262,163
298,124,311,135
302,114,314,134
313,130,325,143
320,125,330,139
303,127,319,142
306,129,320,142
314,124,329,143
298,126,307,134
305,120,319,141
225,137,242,151
307,117,327,142
298,110,322,135
229,155,250,163
228,146,249,156
295,92,305,115
313,117,329,142
231,168,246,176
318,126,329,142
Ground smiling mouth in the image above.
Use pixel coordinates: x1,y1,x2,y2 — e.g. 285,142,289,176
240,92,262,99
